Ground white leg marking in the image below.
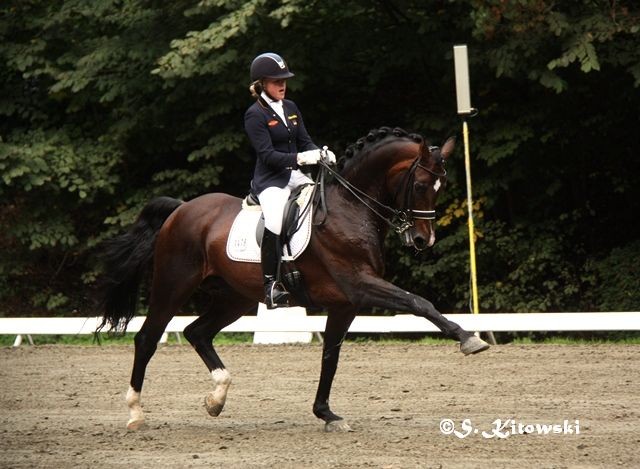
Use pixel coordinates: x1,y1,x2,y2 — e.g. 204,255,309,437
205,368,231,417
126,386,145,430
211,368,232,403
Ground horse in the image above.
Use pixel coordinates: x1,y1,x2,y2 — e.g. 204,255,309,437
98,126,490,432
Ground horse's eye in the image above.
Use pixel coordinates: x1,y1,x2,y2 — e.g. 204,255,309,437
414,182,428,194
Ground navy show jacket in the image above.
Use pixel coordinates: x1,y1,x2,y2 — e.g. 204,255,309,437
244,98,318,194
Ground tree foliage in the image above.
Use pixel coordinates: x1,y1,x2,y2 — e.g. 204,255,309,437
1,0,638,315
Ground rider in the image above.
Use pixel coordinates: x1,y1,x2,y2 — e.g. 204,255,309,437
244,52,335,309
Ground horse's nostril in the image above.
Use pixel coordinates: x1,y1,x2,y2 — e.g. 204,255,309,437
413,236,427,251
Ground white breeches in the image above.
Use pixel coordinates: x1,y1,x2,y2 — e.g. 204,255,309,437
258,170,313,235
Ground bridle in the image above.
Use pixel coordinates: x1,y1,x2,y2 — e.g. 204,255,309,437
397,147,447,223
315,146,446,241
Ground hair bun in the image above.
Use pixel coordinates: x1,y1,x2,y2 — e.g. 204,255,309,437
249,80,262,98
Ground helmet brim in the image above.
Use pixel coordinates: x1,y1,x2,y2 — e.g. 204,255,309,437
263,71,295,80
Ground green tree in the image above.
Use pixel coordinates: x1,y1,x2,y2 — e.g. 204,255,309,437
1,0,638,315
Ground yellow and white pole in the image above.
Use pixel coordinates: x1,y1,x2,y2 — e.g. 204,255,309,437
454,45,480,317
462,118,480,315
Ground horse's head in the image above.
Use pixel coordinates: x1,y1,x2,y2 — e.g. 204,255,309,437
333,127,455,251
388,137,454,251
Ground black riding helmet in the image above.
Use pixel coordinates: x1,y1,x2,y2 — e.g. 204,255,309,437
250,52,295,81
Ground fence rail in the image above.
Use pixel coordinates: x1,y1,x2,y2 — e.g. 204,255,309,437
1,311,639,346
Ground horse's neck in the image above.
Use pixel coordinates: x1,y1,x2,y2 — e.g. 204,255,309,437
325,184,388,255
328,156,398,241
342,157,395,203
343,145,415,206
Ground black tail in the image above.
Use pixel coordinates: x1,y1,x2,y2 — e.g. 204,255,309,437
97,196,183,333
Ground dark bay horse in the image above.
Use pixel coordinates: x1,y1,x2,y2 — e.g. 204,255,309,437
99,126,489,432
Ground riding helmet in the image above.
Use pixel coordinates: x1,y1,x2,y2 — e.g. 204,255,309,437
250,53,295,81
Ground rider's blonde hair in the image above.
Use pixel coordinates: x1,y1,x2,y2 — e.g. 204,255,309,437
249,80,263,98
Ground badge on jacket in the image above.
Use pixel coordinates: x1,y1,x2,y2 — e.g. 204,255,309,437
268,119,279,127
288,114,298,126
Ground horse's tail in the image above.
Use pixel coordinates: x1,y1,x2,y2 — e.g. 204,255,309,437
98,196,183,334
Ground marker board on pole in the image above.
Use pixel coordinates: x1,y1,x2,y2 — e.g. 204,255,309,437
453,45,472,115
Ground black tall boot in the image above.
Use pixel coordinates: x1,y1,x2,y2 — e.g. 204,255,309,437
261,229,290,309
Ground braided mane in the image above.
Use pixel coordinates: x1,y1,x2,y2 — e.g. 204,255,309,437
337,126,427,172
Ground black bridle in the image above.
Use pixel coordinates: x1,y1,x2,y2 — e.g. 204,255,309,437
315,146,446,239
397,147,448,223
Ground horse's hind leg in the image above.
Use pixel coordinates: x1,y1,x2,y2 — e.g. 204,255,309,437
183,284,257,418
126,263,202,430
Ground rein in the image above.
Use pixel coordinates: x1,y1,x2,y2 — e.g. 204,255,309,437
316,147,446,235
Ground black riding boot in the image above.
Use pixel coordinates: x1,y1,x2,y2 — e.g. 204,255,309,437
261,229,290,309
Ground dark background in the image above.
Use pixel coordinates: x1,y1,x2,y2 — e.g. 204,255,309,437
1,0,638,316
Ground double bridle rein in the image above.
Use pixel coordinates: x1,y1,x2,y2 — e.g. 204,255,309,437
316,146,446,238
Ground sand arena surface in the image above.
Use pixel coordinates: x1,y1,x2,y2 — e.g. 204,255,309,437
1,343,639,468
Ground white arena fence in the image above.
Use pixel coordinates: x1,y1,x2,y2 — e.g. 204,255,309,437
1,305,639,346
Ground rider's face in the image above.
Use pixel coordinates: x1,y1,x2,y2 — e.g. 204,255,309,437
263,78,287,101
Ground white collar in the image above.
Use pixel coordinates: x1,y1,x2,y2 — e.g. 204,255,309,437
261,91,282,106
261,91,287,126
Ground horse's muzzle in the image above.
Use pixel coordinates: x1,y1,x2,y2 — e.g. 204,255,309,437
402,226,435,251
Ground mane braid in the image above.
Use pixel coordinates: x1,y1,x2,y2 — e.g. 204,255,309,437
337,126,426,172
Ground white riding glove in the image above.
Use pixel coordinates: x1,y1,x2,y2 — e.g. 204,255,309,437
297,149,322,166
321,147,337,165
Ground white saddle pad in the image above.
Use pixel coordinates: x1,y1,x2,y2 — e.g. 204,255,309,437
226,185,314,263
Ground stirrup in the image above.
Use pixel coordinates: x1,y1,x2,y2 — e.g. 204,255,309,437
265,281,290,309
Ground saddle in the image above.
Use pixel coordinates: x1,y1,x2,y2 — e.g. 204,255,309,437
244,184,311,255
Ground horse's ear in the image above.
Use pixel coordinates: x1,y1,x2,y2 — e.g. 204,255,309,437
441,137,456,161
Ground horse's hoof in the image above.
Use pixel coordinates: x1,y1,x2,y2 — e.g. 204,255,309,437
460,335,490,355
126,418,145,431
204,393,224,417
324,419,353,432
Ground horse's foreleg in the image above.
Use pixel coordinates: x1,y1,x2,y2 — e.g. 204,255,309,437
313,308,356,432
183,291,257,418
346,274,489,355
